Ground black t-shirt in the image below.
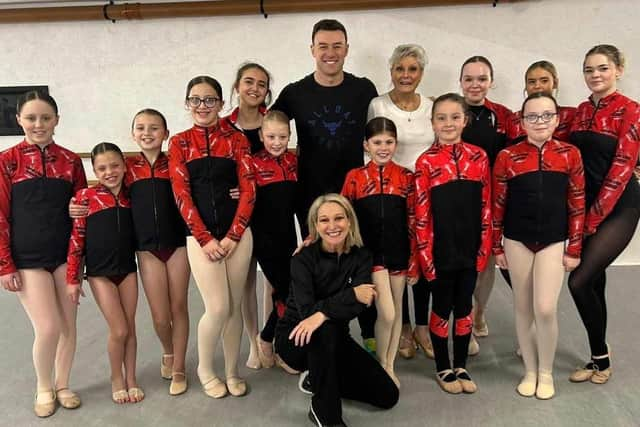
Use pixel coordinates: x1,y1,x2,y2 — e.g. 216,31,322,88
272,72,377,211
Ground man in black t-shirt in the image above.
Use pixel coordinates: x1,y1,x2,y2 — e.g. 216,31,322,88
272,19,378,236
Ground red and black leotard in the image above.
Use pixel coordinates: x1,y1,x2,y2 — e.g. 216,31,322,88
414,142,492,281
168,120,255,246
507,106,577,145
251,149,297,302
224,106,267,154
462,98,513,167
0,140,87,275
125,153,186,254
341,160,418,278
66,185,136,285
492,139,585,257
569,91,640,234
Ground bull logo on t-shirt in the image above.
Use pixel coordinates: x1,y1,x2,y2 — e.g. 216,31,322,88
308,105,356,143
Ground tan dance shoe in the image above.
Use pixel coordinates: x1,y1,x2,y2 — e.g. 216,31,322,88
161,354,173,380
34,389,57,418
55,388,81,409
169,372,188,396
436,370,463,394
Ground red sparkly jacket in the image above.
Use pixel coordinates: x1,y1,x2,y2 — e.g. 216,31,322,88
125,153,186,251
168,121,256,246
507,106,577,144
492,139,585,257
66,185,136,285
414,142,492,281
0,140,86,275
569,91,640,234
341,160,418,278
251,149,298,260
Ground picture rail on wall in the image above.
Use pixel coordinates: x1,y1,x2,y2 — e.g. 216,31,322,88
0,86,49,136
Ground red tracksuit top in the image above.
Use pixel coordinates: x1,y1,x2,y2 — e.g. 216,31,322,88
124,153,186,251
0,140,86,275
66,185,136,285
569,91,640,234
414,141,492,281
168,120,256,246
492,139,586,258
507,106,577,144
251,149,298,259
341,160,418,278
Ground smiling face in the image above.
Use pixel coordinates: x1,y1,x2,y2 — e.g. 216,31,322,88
525,67,557,97
93,150,125,194
364,131,397,166
236,67,269,109
431,100,468,145
311,30,349,83
391,55,423,95
521,96,558,145
260,120,290,157
16,99,59,146
132,113,168,153
583,53,621,100
460,62,492,106
316,201,350,253
187,82,223,127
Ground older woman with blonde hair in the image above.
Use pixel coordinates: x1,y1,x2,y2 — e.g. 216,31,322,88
274,193,398,427
368,43,435,360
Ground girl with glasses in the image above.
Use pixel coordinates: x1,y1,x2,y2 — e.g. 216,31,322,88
493,92,585,399
169,75,256,398
507,61,577,144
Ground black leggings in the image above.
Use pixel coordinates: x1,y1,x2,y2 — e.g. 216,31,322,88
402,274,431,326
275,321,398,424
256,252,291,343
568,207,640,357
429,269,477,372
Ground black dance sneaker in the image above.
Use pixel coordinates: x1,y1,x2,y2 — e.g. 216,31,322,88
298,370,313,395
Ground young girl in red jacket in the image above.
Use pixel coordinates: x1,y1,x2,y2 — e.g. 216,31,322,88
341,116,418,387
251,110,298,369
127,110,191,395
568,44,640,384
67,143,143,404
1,91,86,417
415,93,491,394
494,93,585,399
169,76,255,398
458,56,512,354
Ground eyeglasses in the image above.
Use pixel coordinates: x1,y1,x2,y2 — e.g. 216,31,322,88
522,112,557,124
186,96,221,108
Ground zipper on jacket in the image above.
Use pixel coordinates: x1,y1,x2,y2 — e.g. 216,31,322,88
536,144,543,244
205,128,220,237
379,164,385,265
277,156,288,180
39,146,47,179
150,159,161,249
453,145,461,179
113,191,123,273
587,99,602,130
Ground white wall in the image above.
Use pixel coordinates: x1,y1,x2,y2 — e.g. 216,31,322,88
1,0,639,262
